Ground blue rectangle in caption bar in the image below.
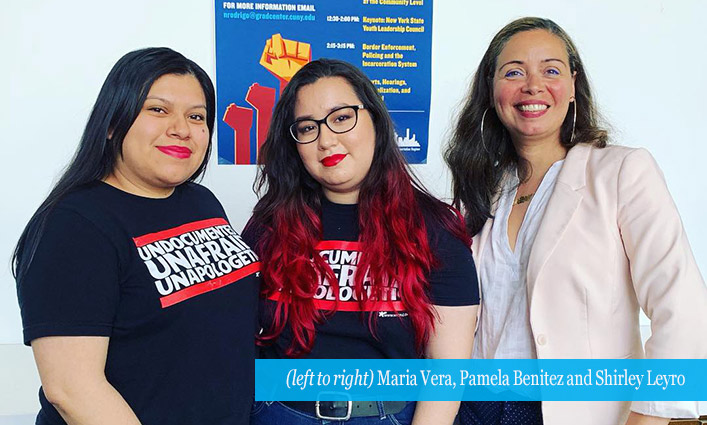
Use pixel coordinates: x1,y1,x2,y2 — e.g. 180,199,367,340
255,359,707,401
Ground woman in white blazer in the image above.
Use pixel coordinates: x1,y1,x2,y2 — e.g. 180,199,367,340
444,17,707,425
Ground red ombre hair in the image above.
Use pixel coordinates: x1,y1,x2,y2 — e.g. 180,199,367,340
245,59,469,357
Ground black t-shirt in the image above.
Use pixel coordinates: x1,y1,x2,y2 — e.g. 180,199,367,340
17,182,259,425
244,198,479,359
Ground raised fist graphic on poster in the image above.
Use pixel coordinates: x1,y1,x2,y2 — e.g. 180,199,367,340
260,33,311,92
222,33,312,164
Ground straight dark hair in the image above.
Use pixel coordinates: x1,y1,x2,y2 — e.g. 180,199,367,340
13,47,216,280
444,17,608,235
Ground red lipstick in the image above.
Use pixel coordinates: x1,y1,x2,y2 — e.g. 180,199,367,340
157,145,192,159
321,154,347,167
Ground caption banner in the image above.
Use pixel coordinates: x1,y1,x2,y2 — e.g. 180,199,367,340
256,359,707,401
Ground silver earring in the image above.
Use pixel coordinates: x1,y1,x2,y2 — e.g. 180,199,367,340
570,99,577,144
480,108,500,166
480,108,489,153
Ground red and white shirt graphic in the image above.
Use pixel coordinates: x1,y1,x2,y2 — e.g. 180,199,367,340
134,218,260,308
268,240,405,312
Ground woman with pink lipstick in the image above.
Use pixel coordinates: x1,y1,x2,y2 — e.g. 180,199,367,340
13,48,259,425
445,17,707,425
243,59,480,424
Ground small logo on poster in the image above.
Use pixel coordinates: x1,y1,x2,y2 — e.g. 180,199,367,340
395,128,421,152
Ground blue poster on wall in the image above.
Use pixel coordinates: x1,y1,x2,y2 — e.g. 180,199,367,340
215,0,433,165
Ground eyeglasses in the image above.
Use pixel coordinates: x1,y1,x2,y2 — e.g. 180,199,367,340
288,105,365,144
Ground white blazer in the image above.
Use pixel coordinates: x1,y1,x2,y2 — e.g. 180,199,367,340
472,144,707,424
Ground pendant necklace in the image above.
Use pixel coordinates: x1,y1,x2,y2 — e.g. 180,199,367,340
514,193,535,205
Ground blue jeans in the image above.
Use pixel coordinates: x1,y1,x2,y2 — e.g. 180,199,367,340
251,401,416,425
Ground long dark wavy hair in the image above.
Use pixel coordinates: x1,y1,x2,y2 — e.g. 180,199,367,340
444,17,608,235
13,47,216,280
246,58,469,357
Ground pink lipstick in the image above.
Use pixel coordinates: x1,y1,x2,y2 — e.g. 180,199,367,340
157,145,192,159
321,154,347,167
515,101,550,118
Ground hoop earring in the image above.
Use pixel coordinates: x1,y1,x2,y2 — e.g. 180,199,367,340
570,99,577,144
480,108,489,153
480,108,501,166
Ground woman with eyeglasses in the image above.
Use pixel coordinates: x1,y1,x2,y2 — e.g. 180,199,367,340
243,58,480,424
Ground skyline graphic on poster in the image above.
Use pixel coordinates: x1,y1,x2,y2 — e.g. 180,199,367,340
215,0,433,164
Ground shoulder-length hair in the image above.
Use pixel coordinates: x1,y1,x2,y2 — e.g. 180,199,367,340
13,47,215,279
444,17,608,235
247,58,468,357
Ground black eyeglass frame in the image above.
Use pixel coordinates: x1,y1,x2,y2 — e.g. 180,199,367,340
288,104,366,144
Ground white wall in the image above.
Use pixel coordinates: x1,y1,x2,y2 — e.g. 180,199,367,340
1,0,705,416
